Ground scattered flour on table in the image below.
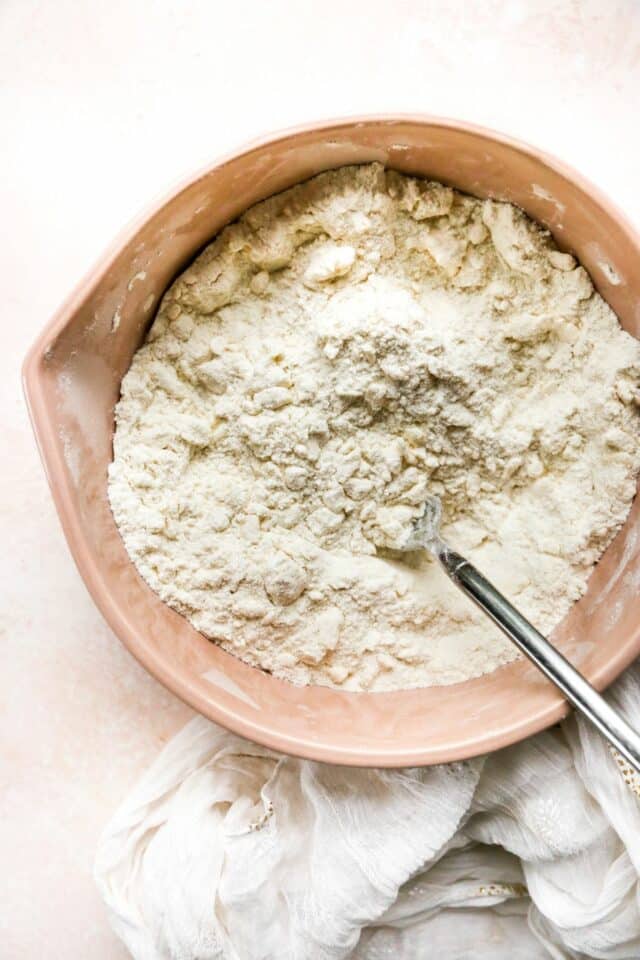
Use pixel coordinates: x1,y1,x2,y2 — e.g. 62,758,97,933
108,164,640,691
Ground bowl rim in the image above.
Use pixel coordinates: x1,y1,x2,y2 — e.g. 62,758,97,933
22,113,640,766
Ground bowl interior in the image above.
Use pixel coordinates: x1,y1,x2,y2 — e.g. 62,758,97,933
24,118,640,766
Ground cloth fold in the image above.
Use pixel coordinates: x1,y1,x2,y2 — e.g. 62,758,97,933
95,665,640,960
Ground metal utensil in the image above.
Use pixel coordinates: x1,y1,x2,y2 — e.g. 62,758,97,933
404,495,640,773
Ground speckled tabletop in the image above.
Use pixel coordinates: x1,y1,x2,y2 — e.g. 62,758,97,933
2,0,640,956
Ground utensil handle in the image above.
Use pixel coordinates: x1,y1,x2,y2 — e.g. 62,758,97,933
439,547,640,774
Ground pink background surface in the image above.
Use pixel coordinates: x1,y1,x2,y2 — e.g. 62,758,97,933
3,1,640,956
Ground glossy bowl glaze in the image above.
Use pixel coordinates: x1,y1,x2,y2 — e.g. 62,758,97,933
23,116,640,766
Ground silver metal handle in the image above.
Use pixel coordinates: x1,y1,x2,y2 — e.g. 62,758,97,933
438,546,640,774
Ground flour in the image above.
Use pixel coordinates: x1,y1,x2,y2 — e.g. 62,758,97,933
108,164,640,691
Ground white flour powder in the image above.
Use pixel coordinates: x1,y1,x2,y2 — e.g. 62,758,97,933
109,164,640,691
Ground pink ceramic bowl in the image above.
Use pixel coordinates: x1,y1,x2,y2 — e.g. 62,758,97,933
23,116,640,766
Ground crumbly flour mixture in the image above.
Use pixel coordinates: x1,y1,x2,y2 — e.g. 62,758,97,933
109,164,640,691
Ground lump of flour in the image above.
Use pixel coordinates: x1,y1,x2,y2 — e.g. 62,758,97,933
109,164,640,691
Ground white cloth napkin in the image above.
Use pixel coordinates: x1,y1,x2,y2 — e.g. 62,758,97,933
95,664,640,960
